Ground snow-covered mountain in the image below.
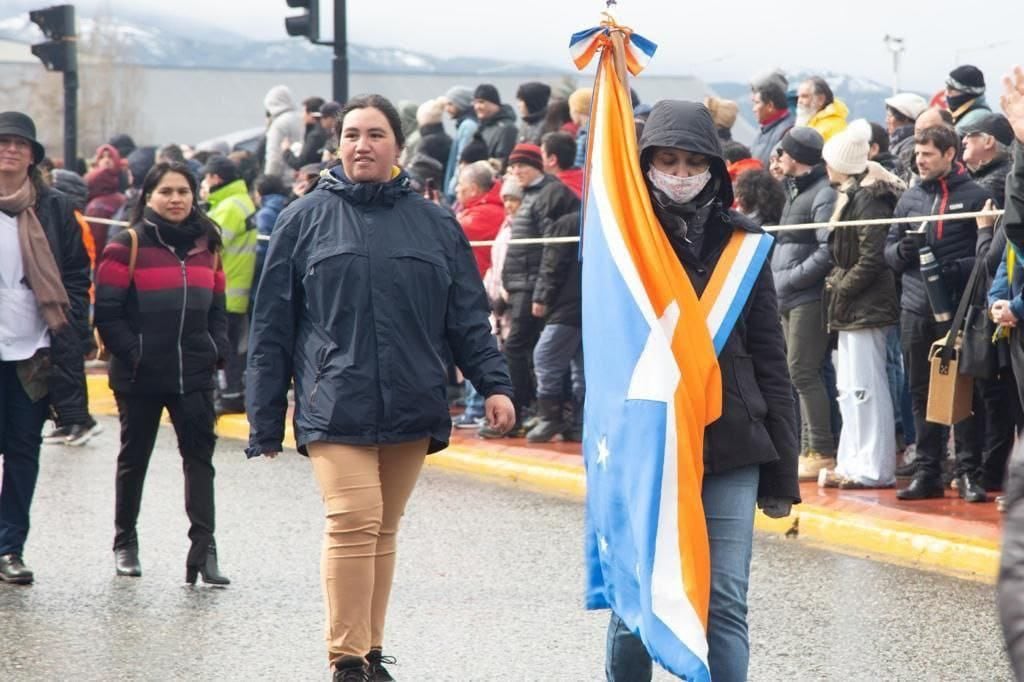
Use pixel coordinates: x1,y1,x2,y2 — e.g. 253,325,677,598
0,12,562,75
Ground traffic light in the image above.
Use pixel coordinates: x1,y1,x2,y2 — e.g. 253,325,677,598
29,4,76,73
285,0,319,43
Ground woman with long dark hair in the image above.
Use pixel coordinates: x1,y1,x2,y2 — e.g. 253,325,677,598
95,162,230,584
247,94,515,680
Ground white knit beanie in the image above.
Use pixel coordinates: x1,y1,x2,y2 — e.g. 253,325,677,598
822,119,872,176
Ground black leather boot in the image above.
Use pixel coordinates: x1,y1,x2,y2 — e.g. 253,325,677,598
958,473,988,503
186,539,230,586
526,397,566,443
562,398,583,443
114,546,142,577
0,553,33,584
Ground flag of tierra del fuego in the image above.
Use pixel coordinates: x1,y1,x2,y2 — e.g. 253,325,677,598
573,17,773,681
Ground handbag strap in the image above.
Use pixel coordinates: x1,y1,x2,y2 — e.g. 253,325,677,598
937,256,985,364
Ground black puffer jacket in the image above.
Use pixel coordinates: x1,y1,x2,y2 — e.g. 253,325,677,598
246,167,513,457
971,152,1012,208
639,100,800,504
36,184,92,426
771,165,836,313
533,211,580,326
502,174,579,294
885,164,992,317
477,104,519,164
825,162,903,332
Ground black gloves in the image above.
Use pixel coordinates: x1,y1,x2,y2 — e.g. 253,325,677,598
898,234,920,263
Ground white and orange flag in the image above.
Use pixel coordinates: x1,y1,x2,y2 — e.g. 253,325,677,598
575,16,772,681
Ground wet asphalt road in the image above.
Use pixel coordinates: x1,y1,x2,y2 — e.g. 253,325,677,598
0,415,1011,681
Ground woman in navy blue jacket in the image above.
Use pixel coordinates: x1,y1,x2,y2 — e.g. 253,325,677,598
246,94,515,681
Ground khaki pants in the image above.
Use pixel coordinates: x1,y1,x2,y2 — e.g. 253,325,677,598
308,439,428,663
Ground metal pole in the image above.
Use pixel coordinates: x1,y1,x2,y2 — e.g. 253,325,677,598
63,69,77,168
332,0,347,103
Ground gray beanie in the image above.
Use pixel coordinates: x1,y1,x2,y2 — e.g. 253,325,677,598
445,86,473,112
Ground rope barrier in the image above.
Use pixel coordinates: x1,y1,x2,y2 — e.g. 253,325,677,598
84,210,1008,248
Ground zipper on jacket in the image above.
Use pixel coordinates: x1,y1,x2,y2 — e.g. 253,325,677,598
937,178,949,240
178,260,187,394
152,223,189,395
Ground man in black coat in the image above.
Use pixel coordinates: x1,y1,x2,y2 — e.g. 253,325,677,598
885,125,993,501
962,112,1015,208
0,112,91,583
479,143,579,438
282,97,331,171
472,84,519,168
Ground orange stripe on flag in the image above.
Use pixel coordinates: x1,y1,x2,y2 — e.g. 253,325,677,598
592,45,720,628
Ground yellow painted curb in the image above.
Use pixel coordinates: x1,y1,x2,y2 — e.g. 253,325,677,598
86,374,999,580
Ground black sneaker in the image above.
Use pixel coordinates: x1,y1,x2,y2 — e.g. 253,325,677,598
895,460,919,479
333,656,369,682
66,421,103,447
366,649,396,681
43,425,70,445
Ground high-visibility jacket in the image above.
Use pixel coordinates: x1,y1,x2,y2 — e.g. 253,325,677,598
207,179,257,314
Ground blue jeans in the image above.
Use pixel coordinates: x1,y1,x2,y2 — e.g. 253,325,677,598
885,325,916,445
463,380,485,420
533,323,584,400
0,361,50,556
605,464,760,682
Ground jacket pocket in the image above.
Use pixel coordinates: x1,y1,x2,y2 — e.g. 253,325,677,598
132,333,144,381
308,342,334,415
733,354,768,421
389,249,452,327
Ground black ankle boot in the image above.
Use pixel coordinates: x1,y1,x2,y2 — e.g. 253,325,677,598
526,397,566,443
366,649,396,681
114,546,142,577
186,540,230,585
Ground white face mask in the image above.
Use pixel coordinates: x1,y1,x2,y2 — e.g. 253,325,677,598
647,166,712,205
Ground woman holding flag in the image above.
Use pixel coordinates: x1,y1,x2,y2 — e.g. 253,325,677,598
601,98,800,682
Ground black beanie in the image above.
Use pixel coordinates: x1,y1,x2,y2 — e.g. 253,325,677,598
947,65,985,95
515,82,551,115
460,136,489,164
779,127,824,166
473,84,501,106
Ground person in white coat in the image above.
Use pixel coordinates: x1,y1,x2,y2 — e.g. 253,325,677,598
818,120,905,489
263,85,304,180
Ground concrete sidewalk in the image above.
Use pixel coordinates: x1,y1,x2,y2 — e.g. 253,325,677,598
85,375,1002,581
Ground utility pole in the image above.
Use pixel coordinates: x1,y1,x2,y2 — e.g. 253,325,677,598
883,35,905,95
29,4,77,165
285,0,347,103
332,0,347,104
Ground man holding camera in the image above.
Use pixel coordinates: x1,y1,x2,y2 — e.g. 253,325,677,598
885,124,992,501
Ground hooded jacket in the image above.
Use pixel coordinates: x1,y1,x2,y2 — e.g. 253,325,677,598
207,179,257,314
263,85,305,179
772,165,836,313
638,100,800,504
477,104,519,165
825,162,903,331
245,167,513,458
885,163,992,317
806,99,849,141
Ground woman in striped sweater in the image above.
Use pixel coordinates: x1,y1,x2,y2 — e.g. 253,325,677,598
95,162,230,585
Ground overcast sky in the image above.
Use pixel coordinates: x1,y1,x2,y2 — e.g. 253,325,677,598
51,0,1024,93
